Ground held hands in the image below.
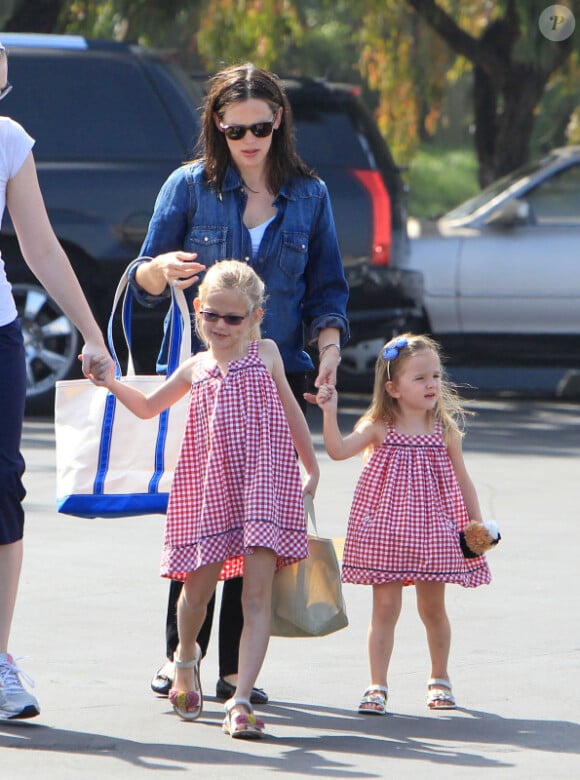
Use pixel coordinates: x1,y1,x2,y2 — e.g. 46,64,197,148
79,342,114,383
81,353,116,388
304,383,337,411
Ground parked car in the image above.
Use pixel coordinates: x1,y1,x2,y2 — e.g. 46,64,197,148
0,33,422,410
407,145,580,367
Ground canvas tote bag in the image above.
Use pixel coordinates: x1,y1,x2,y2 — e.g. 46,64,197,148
55,260,191,518
271,495,349,637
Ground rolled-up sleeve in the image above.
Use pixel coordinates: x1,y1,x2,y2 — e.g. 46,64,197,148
303,184,350,345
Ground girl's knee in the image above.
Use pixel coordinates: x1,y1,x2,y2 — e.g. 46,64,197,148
416,583,448,623
372,583,402,621
241,581,271,616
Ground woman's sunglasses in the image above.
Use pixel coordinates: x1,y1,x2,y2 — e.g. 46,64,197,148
199,310,248,326
218,119,275,141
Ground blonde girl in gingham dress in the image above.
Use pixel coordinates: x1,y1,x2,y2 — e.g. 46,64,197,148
309,333,492,716
89,260,319,739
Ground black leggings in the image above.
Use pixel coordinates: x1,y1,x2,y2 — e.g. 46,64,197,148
0,319,27,545
164,370,309,677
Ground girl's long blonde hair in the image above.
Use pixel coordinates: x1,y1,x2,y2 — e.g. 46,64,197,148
194,259,265,345
359,333,468,436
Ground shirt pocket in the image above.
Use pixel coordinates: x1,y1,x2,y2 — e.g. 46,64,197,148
188,226,228,263
279,231,309,279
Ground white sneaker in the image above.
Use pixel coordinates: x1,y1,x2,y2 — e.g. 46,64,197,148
0,653,40,720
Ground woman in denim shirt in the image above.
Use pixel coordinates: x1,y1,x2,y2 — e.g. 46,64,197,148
130,63,348,725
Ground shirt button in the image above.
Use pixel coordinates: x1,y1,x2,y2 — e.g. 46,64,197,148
203,236,209,243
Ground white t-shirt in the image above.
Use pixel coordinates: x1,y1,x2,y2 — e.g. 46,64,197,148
0,117,35,326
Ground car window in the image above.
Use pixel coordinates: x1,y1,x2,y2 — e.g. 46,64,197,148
525,163,580,225
291,104,374,169
444,154,559,221
7,51,184,160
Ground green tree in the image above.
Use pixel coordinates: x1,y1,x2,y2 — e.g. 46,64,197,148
402,0,580,185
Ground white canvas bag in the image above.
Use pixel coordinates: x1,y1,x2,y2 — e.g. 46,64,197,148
55,261,191,518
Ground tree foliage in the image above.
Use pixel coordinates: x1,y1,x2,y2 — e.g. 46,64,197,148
402,0,580,184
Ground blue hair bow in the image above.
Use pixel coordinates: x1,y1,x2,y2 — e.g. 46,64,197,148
383,336,408,362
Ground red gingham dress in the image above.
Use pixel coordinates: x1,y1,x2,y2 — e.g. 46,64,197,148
342,422,491,587
160,340,307,582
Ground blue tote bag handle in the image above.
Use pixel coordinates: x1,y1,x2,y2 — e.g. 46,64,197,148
95,259,191,507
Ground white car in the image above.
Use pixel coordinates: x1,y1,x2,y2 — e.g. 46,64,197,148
407,145,580,367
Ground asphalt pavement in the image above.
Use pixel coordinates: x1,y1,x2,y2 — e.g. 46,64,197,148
2,396,580,779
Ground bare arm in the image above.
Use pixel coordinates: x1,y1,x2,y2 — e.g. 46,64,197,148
446,429,483,522
134,252,205,295
90,354,193,419
315,384,383,460
315,327,342,388
6,153,112,375
262,340,320,496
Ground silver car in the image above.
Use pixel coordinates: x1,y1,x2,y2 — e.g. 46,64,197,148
407,145,580,368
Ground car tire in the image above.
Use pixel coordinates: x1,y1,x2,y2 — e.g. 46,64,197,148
13,282,81,414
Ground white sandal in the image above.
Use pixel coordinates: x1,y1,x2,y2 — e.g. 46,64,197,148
168,646,203,721
427,677,456,710
358,685,388,715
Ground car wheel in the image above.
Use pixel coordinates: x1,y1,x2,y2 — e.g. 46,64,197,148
13,282,80,413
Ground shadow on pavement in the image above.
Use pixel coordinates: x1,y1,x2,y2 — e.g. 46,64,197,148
2,700,578,776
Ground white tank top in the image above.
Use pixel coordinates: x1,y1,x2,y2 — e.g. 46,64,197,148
248,216,275,257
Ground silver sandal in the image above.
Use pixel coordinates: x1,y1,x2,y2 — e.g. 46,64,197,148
358,685,388,715
427,677,456,710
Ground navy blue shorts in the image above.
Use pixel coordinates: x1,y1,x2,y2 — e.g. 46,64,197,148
0,318,27,545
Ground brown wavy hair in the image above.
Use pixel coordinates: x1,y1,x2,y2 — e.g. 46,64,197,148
194,63,314,195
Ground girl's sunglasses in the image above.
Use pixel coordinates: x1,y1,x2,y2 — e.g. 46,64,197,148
218,119,275,141
199,310,248,326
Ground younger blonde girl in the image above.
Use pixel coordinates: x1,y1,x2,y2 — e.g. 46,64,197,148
310,334,491,715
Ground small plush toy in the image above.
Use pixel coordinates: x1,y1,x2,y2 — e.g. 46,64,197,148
460,519,501,558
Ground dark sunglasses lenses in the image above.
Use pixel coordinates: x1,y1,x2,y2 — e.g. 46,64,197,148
220,121,274,140
200,311,247,325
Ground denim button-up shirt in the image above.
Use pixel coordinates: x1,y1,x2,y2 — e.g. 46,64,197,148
129,162,349,373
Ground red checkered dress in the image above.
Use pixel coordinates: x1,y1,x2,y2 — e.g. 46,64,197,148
160,340,307,582
342,422,491,587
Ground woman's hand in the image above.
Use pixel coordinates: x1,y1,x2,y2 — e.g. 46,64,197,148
314,343,341,388
136,251,205,294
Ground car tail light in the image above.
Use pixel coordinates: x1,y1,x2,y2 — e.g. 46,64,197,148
351,169,392,265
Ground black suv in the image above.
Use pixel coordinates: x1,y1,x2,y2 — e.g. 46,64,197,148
0,33,422,409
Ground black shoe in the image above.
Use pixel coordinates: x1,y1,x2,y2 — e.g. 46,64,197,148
151,662,173,697
216,677,269,705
